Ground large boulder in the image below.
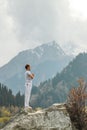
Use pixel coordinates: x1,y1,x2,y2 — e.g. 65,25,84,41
1,103,74,130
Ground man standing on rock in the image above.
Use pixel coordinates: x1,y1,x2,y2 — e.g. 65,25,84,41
24,64,34,110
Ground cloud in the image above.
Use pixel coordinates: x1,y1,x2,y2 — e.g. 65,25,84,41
7,0,70,45
0,0,87,66
0,1,22,66
9,0,68,43
7,0,87,52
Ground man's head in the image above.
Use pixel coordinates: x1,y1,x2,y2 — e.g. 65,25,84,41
25,64,31,70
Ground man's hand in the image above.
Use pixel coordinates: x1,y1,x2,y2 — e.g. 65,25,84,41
31,73,34,79
28,73,34,79
32,73,34,77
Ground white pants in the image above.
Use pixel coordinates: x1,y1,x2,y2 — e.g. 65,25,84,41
25,82,32,108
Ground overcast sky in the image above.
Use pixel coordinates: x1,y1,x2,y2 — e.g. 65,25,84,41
0,0,87,66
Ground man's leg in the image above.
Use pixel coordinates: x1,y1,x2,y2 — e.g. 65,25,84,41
25,85,29,107
28,83,32,107
25,83,32,108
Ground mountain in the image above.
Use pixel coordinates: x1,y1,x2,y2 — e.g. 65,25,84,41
0,41,72,93
30,53,87,108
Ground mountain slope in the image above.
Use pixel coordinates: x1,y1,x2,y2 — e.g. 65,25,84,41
31,53,87,108
0,41,72,93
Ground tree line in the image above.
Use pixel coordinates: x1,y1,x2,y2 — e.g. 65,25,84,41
0,83,24,107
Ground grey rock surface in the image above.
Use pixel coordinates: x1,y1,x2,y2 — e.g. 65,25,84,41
1,103,73,130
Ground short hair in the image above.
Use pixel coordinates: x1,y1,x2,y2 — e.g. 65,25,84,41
25,64,30,69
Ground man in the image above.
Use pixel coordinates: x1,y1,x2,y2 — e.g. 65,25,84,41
24,64,34,109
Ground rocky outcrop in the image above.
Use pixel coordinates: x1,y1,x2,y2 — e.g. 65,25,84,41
1,103,74,130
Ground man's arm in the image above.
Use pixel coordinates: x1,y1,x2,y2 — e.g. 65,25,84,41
28,73,34,79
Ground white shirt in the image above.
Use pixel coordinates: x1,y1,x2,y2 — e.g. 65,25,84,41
25,70,32,83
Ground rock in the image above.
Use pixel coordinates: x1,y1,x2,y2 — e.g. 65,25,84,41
1,103,73,130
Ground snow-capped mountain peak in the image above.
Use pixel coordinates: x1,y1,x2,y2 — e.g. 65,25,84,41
32,40,66,59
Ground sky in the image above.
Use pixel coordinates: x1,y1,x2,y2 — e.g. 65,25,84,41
0,0,87,66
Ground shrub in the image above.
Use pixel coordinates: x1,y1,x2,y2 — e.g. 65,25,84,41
0,107,11,117
66,78,87,130
0,117,10,123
